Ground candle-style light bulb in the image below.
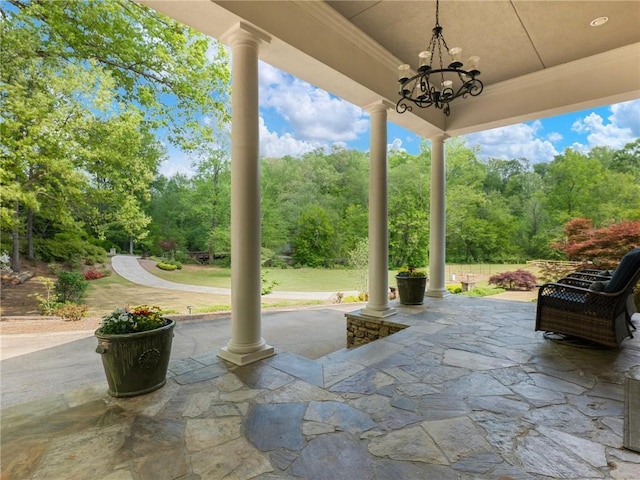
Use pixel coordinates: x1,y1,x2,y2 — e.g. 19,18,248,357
398,64,411,82
418,51,432,72
467,56,480,71
449,47,462,62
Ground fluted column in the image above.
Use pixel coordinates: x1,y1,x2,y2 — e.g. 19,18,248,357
426,134,449,298
361,100,396,318
218,23,274,365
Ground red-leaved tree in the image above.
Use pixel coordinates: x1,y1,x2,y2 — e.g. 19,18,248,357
553,218,640,268
489,270,537,291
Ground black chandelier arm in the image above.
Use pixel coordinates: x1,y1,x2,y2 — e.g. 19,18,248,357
395,98,414,114
398,74,483,103
400,67,480,85
458,78,483,98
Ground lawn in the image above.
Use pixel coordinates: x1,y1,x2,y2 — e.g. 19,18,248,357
147,264,367,292
83,261,535,316
143,261,534,292
85,274,321,316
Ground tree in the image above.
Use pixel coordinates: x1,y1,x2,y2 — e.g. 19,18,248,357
611,139,640,181
553,218,640,268
1,0,231,267
293,205,336,267
191,149,231,259
3,0,230,146
541,149,640,226
388,149,429,267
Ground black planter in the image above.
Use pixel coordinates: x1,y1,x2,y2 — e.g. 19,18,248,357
395,275,428,305
95,319,175,397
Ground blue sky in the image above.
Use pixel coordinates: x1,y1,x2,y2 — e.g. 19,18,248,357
160,61,640,177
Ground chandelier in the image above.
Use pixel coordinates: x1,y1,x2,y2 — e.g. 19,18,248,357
396,0,483,116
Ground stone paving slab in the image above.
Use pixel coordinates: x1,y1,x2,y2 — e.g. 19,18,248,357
2,295,640,479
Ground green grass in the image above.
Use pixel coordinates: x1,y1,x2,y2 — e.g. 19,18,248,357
145,262,533,292
193,299,324,314
82,261,533,315
149,264,366,292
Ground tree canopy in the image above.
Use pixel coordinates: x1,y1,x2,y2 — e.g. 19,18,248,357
1,0,231,267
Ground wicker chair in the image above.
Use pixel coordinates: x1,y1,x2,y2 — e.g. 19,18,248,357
535,248,640,347
561,268,638,325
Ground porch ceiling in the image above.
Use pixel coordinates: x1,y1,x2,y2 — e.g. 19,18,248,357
141,0,640,137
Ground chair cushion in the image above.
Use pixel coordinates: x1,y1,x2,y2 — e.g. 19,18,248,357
603,248,640,293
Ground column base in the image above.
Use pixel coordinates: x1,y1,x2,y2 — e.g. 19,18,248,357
360,306,398,318
218,344,275,366
426,288,450,298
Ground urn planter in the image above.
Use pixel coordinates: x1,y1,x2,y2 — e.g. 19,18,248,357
395,275,428,305
95,319,175,397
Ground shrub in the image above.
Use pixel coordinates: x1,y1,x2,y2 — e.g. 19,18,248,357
342,293,368,303
157,262,178,271
83,269,104,280
29,277,63,315
55,302,89,321
48,262,63,275
261,270,279,295
36,234,107,265
158,259,182,270
0,250,11,273
446,284,463,294
460,286,506,297
537,263,577,283
55,271,88,303
489,269,537,291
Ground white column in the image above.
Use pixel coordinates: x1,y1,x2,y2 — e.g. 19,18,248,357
218,23,274,365
361,101,396,318
426,135,449,298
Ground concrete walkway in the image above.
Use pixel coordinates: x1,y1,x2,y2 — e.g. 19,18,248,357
111,255,358,301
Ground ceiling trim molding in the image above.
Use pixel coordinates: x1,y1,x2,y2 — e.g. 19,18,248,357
480,43,640,99
294,1,403,72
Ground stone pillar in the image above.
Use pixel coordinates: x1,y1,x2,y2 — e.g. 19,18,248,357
361,101,396,318
426,134,449,298
218,23,274,365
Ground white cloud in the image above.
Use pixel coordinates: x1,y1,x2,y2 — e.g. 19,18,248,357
259,117,320,158
159,147,196,178
464,121,558,163
571,99,640,150
388,138,406,152
258,62,369,143
547,132,563,143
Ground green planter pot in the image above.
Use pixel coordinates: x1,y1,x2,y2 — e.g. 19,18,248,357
95,319,175,398
395,275,428,305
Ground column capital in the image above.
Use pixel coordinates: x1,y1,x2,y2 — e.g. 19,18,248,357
221,22,271,48
364,99,395,115
428,133,450,143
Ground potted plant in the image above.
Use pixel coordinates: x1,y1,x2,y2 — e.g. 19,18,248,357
95,305,175,397
395,267,428,305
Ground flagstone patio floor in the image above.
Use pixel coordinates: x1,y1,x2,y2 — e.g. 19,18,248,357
2,295,640,479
